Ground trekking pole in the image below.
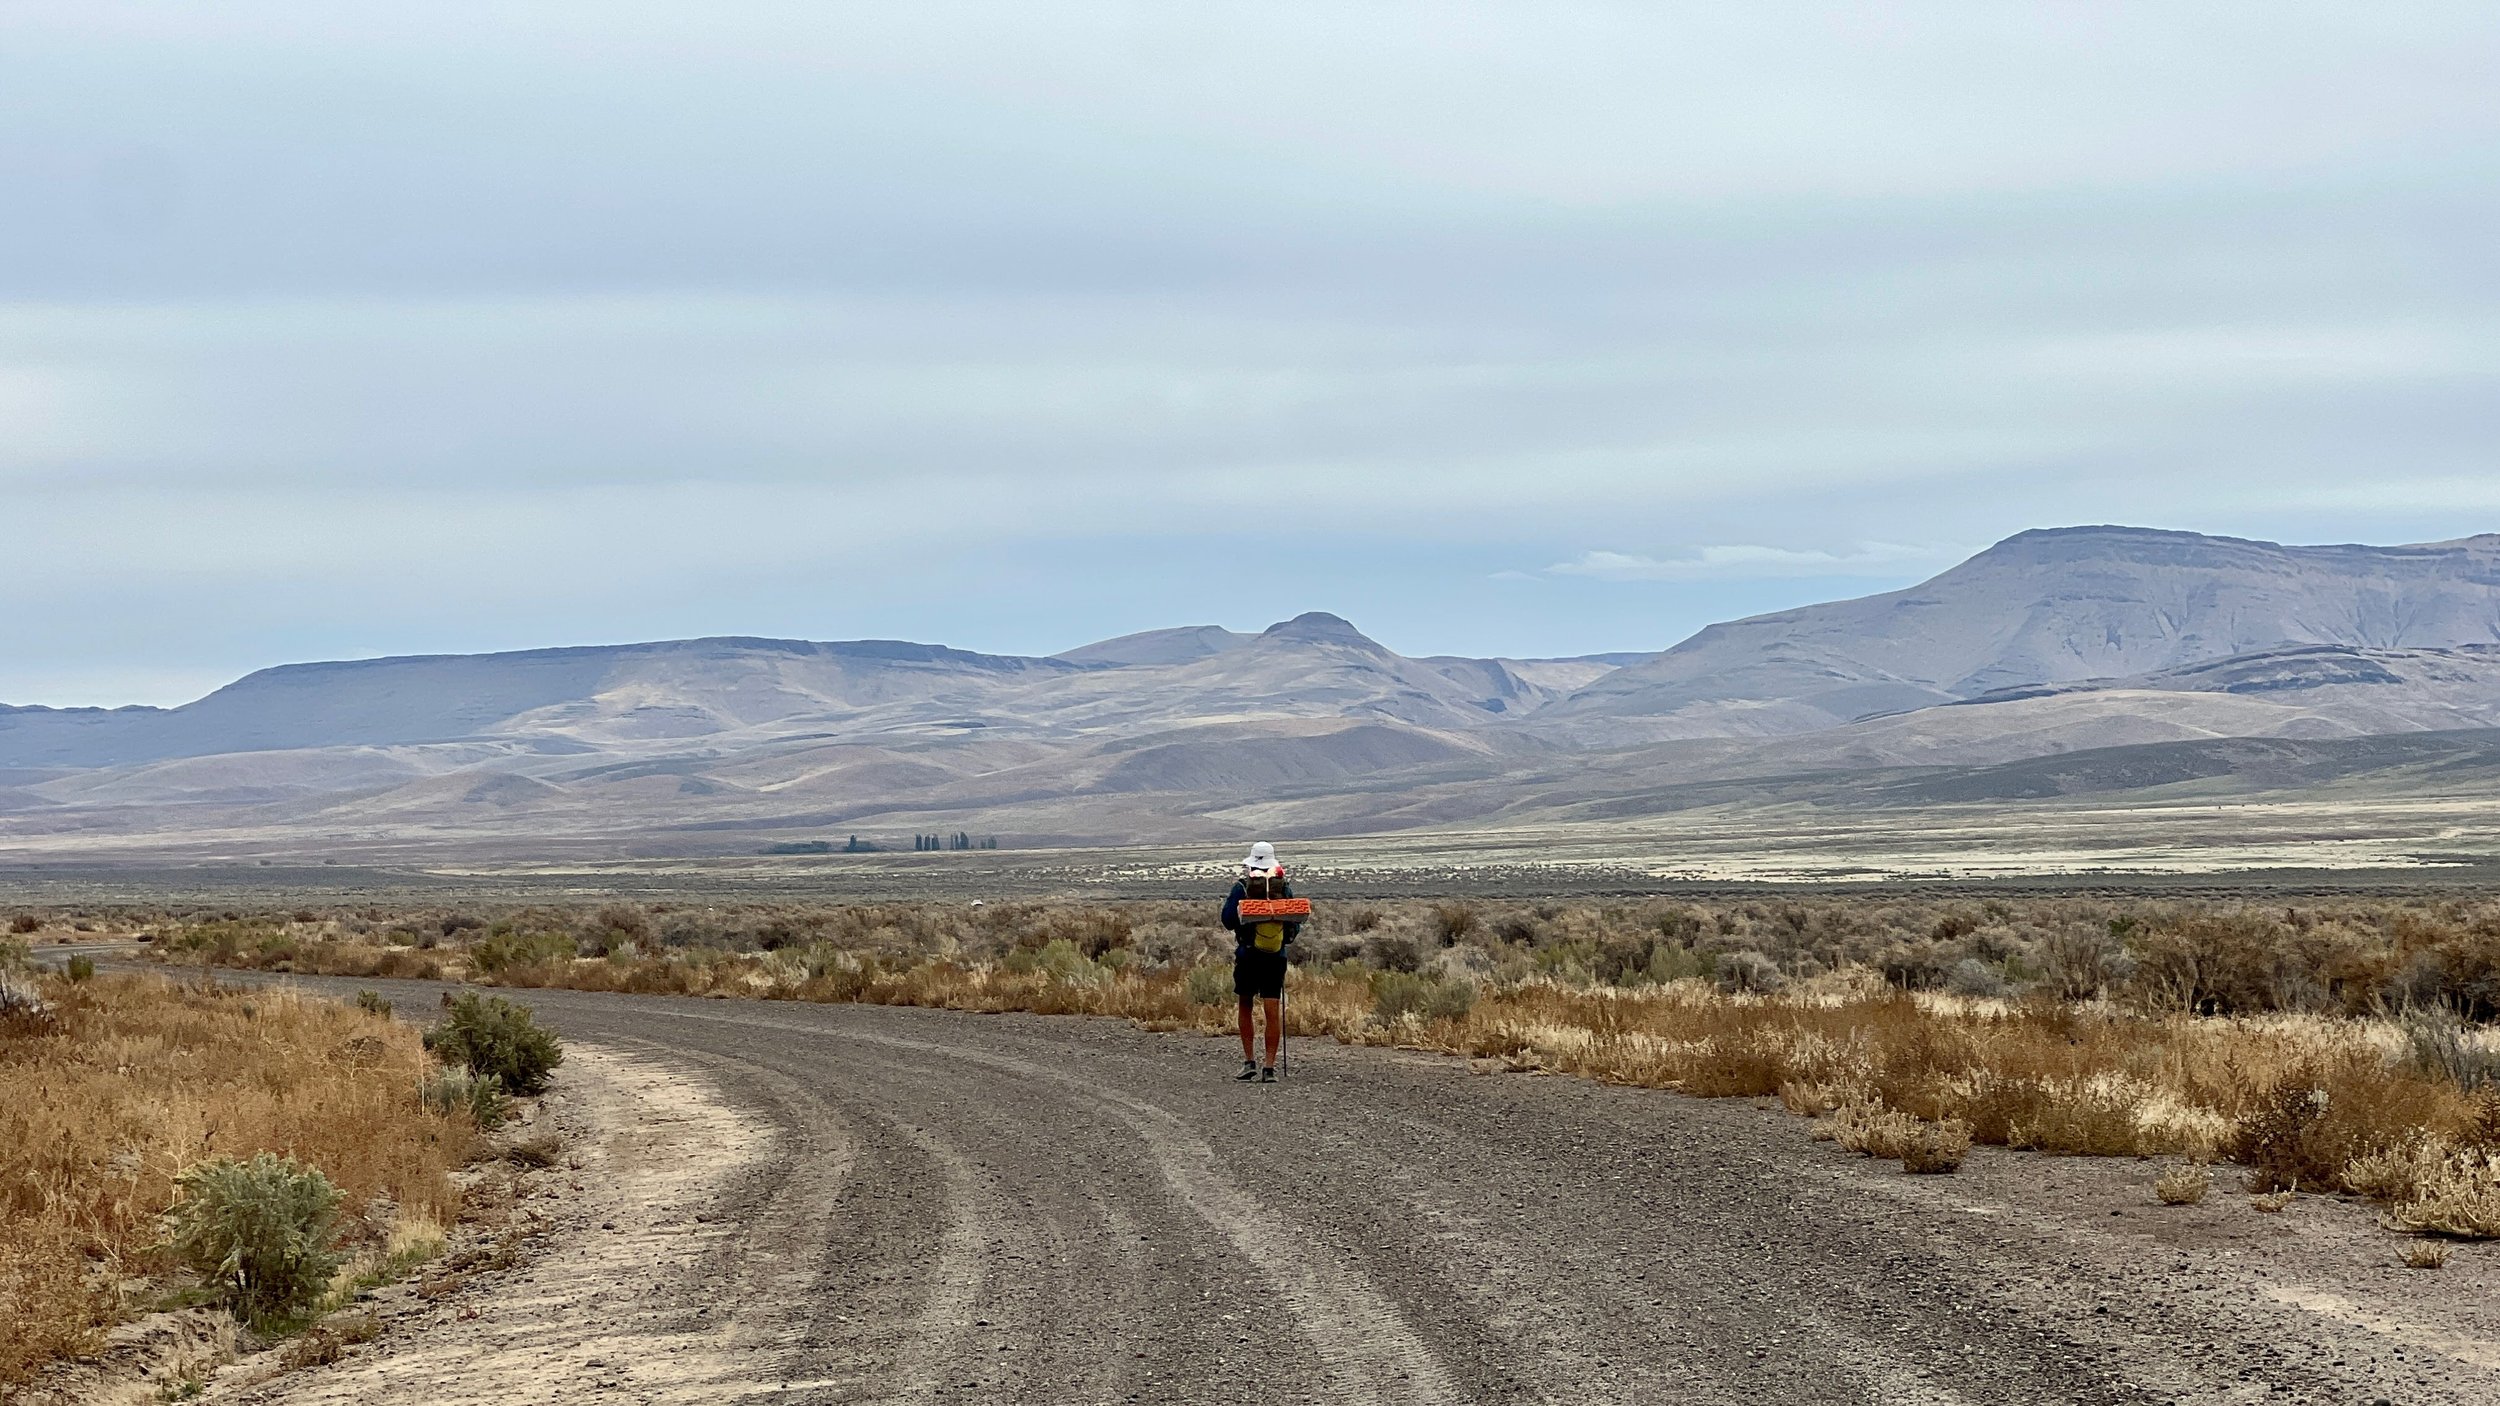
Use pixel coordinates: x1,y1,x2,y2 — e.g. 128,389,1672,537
1281,911,1302,1080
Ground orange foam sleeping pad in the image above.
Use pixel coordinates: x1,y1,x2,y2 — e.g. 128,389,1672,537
1237,898,1311,920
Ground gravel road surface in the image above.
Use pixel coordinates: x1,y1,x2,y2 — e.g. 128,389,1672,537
189,975,2500,1405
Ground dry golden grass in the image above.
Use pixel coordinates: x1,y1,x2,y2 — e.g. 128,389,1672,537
2154,1163,2214,1205
1817,1098,1971,1173
2384,1153,2500,1239
0,973,474,1392
453,944,2484,1205
125,894,2500,1235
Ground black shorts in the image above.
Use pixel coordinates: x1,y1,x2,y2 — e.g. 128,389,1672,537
1233,948,1287,1000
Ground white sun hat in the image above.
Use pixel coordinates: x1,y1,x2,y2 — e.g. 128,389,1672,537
1242,841,1278,874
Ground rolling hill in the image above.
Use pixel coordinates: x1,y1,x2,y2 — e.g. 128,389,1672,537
4,525,2498,859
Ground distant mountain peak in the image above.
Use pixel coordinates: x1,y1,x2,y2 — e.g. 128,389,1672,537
1260,612,1384,650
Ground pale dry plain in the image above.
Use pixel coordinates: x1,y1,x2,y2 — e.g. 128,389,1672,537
10,790,2497,904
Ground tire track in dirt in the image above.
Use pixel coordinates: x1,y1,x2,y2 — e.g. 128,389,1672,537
654,1007,1470,1405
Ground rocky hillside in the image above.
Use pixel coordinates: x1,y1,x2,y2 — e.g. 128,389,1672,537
1555,527,2500,738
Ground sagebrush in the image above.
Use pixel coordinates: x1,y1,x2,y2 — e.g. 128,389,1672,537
0,974,468,1390
426,991,563,1095
168,1152,345,1326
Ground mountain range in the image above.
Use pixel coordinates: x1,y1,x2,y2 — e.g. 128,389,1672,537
4,524,2498,860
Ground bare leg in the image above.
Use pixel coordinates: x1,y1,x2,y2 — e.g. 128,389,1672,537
1260,997,1282,1067
1237,996,1255,1061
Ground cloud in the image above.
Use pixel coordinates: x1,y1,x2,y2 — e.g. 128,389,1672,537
2,4,2498,699
1545,543,1955,583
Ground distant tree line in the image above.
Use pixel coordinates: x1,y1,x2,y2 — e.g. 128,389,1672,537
761,833,1000,856
915,832,995,851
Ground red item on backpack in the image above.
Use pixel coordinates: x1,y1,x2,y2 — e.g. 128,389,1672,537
1238,898,1311,920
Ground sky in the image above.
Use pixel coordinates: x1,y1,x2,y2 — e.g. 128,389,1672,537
4,2,2498,705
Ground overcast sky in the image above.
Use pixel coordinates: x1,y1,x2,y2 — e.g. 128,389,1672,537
5,3,2498,704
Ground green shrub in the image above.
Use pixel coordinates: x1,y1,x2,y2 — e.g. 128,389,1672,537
1371,972,1477,1024
420,1066,512,1130
168,1153,344,1326
425,993,563,1095
64,955,95,983
1185,964,1233,1007
1425,976,1477,1021
1033,938,1100,985
1643,943,1715,984
468,930,576,976
354,989,392,1018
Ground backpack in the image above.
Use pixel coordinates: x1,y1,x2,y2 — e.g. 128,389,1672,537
1243,872,1289,953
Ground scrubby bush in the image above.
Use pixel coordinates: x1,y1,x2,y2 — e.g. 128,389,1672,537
1371,972,1476,1025
1037,908,1132,959
420,1066,512,1130
7,914,39,934
425,993,563,1095
2153,1163,2212,1205
354,989,392,1018
1899,1120,1971,1174
574,903,651,957
2400,1007,2500,1091
1032,938,1101,985
2038,923,2132,1000
1715,950,1785,995
1363,929,1424,973
64,955,94,983
2223,1064,2434,1195
469,929,576,976
2387,1154,2500,1239
168,1152,344,1326
1185,964,1233,1007
1821,1099,1968,1173
1642,943,1714,985
1945,958,2009,1000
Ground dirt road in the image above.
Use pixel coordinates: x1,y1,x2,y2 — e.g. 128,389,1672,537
207,977,2495,1405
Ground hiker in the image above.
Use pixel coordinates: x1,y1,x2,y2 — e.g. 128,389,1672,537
1221,841,1301,1082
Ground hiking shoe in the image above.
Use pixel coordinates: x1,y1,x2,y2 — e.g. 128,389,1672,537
1260,1066,1278,1083
1236,1060,1259,1081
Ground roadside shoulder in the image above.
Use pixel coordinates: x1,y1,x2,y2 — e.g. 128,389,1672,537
203,1042,774,1404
